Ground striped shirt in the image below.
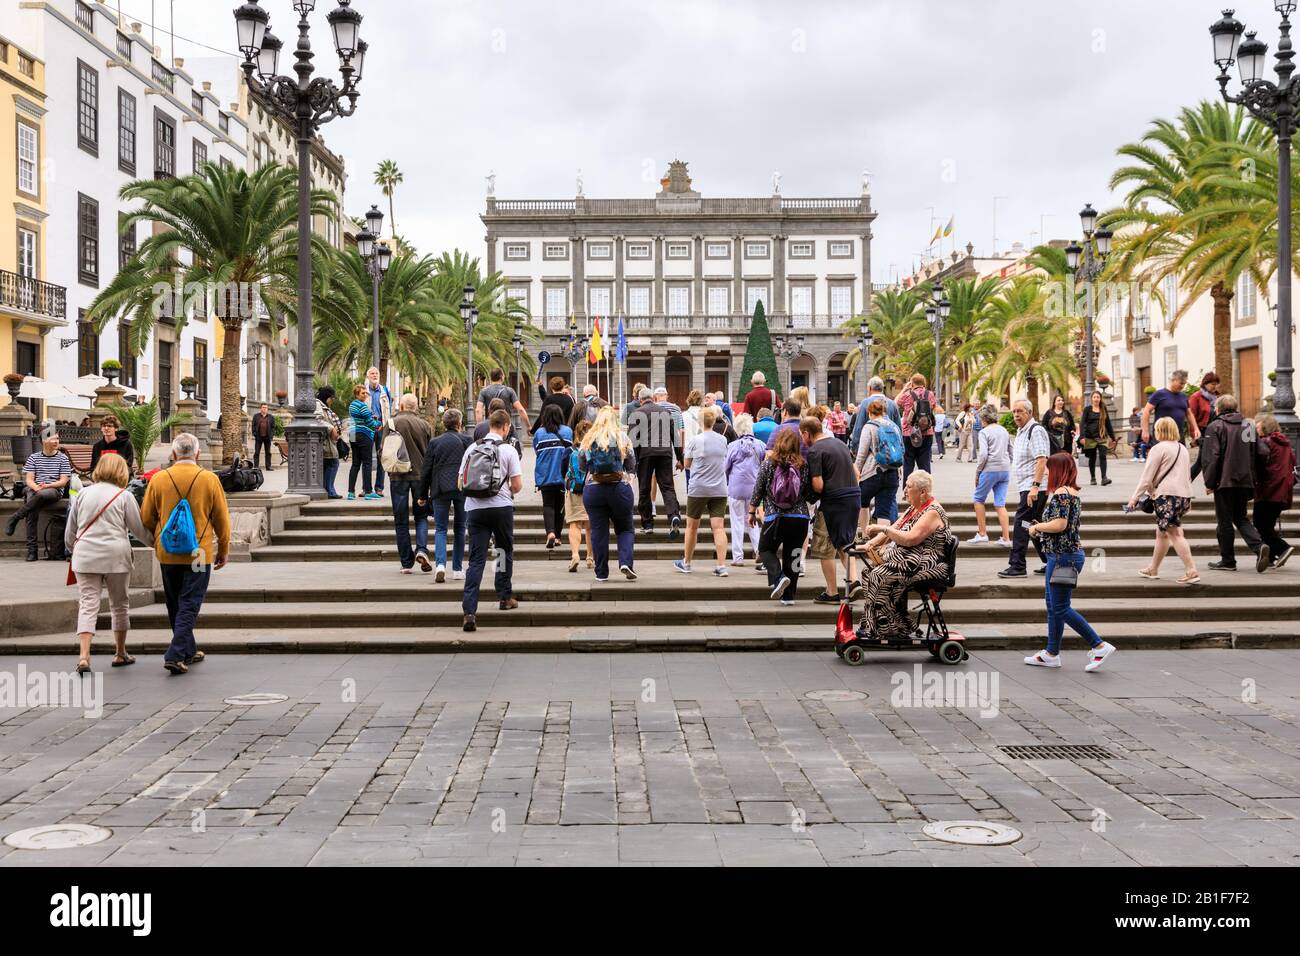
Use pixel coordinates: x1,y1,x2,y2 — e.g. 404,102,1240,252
22,451,71,486
1012,420,1050,493
348,398,379,440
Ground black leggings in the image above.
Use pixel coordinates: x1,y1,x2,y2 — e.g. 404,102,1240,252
760,516,809,601
540,486,565,539
348,433,374,495
1083,444,1108,480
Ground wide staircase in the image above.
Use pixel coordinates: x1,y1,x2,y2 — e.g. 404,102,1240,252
78,497,1300,654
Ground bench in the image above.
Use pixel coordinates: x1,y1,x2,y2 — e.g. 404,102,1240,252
274,437,289,465
62,444,94,479
0,466,14,500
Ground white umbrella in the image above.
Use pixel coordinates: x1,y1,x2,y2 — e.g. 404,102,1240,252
74,375,137,399
16,376,77,401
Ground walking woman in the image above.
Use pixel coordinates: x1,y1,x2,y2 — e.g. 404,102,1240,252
1026,452,1116,671
419,408,472,582
1080,389,1116,486
315,386,344,499
565,419,594,572
749,427,811,605
1254,413,1296,568
724,413,765,567
1128,416,1199,584
64,453,148,674
579,406,638,581
532,403,573,551
1041,394,1076,456
347,383,382,500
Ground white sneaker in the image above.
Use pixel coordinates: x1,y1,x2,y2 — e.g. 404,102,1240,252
1023,650,1061,667
399,567,413,575
435,564,446,583
996,538,1012,548
731,558,745,567
1085,642,1116,672
779,598,795,607
967,534,989,544
770,576,791,600
452,569,464,581
713,566,729,577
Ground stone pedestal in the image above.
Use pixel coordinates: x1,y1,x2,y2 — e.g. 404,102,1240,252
176,397,218,467
86,383,128,429
0,398,35,439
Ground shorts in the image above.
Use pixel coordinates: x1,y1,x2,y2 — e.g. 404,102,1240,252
973,470,1010,508
808,499,859,560
565,490,588,525
807,512,835,561
685,495,727,520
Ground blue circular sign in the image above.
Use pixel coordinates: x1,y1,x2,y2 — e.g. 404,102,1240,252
537,350,551,367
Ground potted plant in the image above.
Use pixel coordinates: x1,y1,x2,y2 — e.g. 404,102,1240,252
274,388,288,408
1144,385,1157,397
3,372,24,401
101,359,122,385
180,376,197,400
1268,370,1277,384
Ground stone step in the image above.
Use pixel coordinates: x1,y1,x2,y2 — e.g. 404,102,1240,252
102,596,1300,631
9,621,1298,655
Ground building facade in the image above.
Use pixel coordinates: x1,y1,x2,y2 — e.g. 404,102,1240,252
5,0,248,427
482,161,879,409
0,26,59,418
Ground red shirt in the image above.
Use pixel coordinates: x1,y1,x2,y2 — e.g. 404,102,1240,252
742,386,780,419
896,388,937,437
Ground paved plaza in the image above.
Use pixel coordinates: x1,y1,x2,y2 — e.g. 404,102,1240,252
2,650,1299,866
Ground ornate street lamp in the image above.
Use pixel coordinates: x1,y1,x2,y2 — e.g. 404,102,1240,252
1210,3,1300,441
460,286,477,421
358,203,389,371
774,318,804,395
1064,203,1113,399
857,322,874,397
233,0,365,497
512,318,524,409
928,282,950,403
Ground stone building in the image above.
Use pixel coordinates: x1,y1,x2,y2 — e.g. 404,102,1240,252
482,161,881,408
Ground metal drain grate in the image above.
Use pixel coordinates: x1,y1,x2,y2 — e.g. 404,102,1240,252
1000,744,1118,761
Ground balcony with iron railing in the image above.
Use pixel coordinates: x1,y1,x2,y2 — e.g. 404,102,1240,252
0,270,67,324
487,196,873,219
537,313,858,335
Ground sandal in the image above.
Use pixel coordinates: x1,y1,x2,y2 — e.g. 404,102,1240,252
1177,572,1202,585
164,659,188,675
76,659,91,675
568,558,579,573
1137,567,1160,580
185,651,205,665
111,654,136,667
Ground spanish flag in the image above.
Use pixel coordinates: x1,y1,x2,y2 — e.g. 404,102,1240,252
588,317,604,364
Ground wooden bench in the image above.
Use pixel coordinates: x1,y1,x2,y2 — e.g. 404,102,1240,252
274,438,289,465
0,466,14,500
62,444,94,479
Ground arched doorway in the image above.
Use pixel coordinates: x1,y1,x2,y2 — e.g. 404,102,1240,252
826,352,849,408
790,354,816,403
666,356,691,409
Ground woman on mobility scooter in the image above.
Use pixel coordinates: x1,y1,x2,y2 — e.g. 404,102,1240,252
839,469,961,664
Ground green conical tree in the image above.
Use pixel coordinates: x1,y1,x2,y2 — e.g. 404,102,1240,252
736,301,783,403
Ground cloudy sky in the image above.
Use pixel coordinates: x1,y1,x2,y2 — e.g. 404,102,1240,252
129,0,1250,282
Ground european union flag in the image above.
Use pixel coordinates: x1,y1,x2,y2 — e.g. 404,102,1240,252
615,316,628,363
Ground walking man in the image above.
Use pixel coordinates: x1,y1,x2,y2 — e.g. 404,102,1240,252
849,376,902,454
476,367,529,432
459,409,523,631
896,373,938,486
1200,394,1270,573
998,400,1049,578
802,415,862,604
387,393,434,574
4,429,71,561
251,403,275,471
627,387,682,538
140,433,230,674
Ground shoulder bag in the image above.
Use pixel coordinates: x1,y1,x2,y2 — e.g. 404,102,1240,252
1138,446,1183,514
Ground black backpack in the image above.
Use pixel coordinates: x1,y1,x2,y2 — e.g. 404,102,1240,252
908,389,933,447
44,511,68,560
217,457,264,493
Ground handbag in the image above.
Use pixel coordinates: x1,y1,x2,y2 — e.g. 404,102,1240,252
1048,562,1079,588
66,488,126,586
1137,446,1183,514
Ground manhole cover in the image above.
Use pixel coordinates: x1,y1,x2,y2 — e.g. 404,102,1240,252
1000,744,1117,761
4,824,113,850
223,693,289,707
804,690,868,702
922,821,1022,846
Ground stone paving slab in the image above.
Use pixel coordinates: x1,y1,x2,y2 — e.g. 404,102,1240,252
1,650,1299,866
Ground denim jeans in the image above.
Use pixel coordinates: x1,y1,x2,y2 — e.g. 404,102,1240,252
859,468,900,523
160,564,211,663
583,481,635,579
374,430,387,493
389,478,428,569
464,506,514,614
432,494,467,571
1043,550,1101,655
323,457,340,497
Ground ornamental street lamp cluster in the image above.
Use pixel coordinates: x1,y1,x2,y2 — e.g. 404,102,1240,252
1210,2,1300,442
1065,203,1113,399
459,286,479,422
857,323,874,397
776,320,806,394
234,0,367,497
512,318,525,409
926,283,950,402
356,204,392,371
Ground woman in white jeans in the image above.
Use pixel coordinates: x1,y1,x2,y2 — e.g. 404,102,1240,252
64,453,148,674
724,414,765,567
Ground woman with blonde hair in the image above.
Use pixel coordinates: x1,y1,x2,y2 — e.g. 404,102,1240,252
564,419,594,572
790,386,811,415
579,405,638,581
64,453,148,674
1127,416,1198,584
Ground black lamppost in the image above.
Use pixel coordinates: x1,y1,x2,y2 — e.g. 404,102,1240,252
775,318,805,395
460,285,477,422
512,318,524,401
234,0,365,497
558,316,587,387
1064,203,1113,400
927,282,950,404
356,204,390,370
857,324,874,399
1210,4,1300,442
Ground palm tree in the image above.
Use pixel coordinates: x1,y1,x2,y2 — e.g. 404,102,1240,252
933,276,1002,407
374,160,403,237
1105,102,1274,396
842,286,928,382
86,162,337,462
966,277,1075,413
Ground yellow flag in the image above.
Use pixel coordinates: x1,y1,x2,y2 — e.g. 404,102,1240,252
930,225,942,245
943,216,955,237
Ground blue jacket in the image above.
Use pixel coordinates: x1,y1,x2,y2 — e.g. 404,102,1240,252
752,416,778,444
533,425,573,489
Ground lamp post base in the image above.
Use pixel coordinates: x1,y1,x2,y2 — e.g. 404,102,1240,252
284,418,328,500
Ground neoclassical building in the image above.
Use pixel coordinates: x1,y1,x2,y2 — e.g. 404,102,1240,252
482,161,880,408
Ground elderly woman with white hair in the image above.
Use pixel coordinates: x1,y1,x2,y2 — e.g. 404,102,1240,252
856,469,951,643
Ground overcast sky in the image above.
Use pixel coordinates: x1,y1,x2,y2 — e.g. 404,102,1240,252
128,0,1253,283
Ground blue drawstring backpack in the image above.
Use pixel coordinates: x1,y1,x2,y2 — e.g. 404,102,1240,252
160,472,200,556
